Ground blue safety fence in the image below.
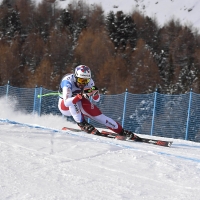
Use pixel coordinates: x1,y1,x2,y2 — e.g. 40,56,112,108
1,82,200,142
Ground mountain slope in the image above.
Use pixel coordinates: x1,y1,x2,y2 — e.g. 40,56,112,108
55,0,200,30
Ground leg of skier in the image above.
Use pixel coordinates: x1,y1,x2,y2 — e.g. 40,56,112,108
58,98,98,134
58,97,138,139
58,98,81,121
79,98,138,140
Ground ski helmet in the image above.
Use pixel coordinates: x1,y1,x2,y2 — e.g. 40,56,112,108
74,65,91,84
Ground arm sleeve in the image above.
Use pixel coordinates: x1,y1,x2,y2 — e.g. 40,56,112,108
62,86,74,107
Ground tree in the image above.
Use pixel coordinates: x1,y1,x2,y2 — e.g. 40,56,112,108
98,56,128,94
74,27,115,89
21,32,45,74
62,0,89,42
59,9,72,28
47,28,74,82
0,39,21,85
133,12,158,50
128,39,162,94
24,57,59,89
15,0,35,37
87,4,104,31
171,27,197,93
154,19,182,93
106,11,137,50
0,4,21,39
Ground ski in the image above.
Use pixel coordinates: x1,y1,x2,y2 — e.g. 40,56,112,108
62,127,173,147
101,130,173,147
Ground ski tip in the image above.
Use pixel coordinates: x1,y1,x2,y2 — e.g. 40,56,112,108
168,142,173,147
157,141,173,147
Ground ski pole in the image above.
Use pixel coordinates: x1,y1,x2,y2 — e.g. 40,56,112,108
37,92,60,98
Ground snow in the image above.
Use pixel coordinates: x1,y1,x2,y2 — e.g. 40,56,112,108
1,0,200,30
32,0,200,31
1,98,200,199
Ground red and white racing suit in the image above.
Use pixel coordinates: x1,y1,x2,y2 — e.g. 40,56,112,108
58,74,123,134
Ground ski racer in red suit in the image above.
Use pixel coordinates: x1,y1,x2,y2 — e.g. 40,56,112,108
58,65,137,140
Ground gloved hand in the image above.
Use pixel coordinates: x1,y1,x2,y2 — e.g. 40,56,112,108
91,86,99,96
83,86,99,99
91,86,100,102
82,92,90,99
82,87,92,99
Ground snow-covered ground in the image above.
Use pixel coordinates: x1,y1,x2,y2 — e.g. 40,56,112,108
0,97,200,200
34,0,200,31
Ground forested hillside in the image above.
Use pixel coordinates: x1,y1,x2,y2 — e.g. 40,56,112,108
0,0,200,94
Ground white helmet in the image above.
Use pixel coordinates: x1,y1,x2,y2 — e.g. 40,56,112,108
74,65,91,79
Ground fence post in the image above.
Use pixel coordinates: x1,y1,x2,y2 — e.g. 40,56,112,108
33,85,38,114
185,89,193,140
6,80,10,100
150,89,158,136
38,86,43,116
122,89,128,128
87,96,92,123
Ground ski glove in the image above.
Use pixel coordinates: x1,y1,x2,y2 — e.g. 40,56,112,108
91,86,99,96
83,86,99,99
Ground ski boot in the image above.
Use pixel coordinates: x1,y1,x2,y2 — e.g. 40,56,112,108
115,129,140,141
77,120,100,135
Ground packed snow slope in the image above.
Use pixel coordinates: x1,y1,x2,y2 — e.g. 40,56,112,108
0,97,200,200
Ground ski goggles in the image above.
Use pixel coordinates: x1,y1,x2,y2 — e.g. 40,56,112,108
76,77,90,84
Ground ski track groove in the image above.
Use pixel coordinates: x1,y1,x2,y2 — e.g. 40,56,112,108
1,139,196,192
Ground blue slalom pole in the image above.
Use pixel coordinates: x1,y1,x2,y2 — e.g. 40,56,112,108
185,89,193,140
33,85,38,114
122,89,128,128
150,89,158,136
6,80,10,101
38,86,43,116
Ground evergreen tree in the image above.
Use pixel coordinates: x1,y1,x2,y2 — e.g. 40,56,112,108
59,9,72,27
172,27,197,93
58,0,90,42
133,13,158,52
15,0,35,37
106,11,137,50
154,20,182,93
0,5,21,39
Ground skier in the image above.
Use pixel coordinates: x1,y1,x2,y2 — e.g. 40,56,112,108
58,65,137,140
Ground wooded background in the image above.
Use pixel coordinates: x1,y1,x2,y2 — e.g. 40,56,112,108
0,0,200,94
